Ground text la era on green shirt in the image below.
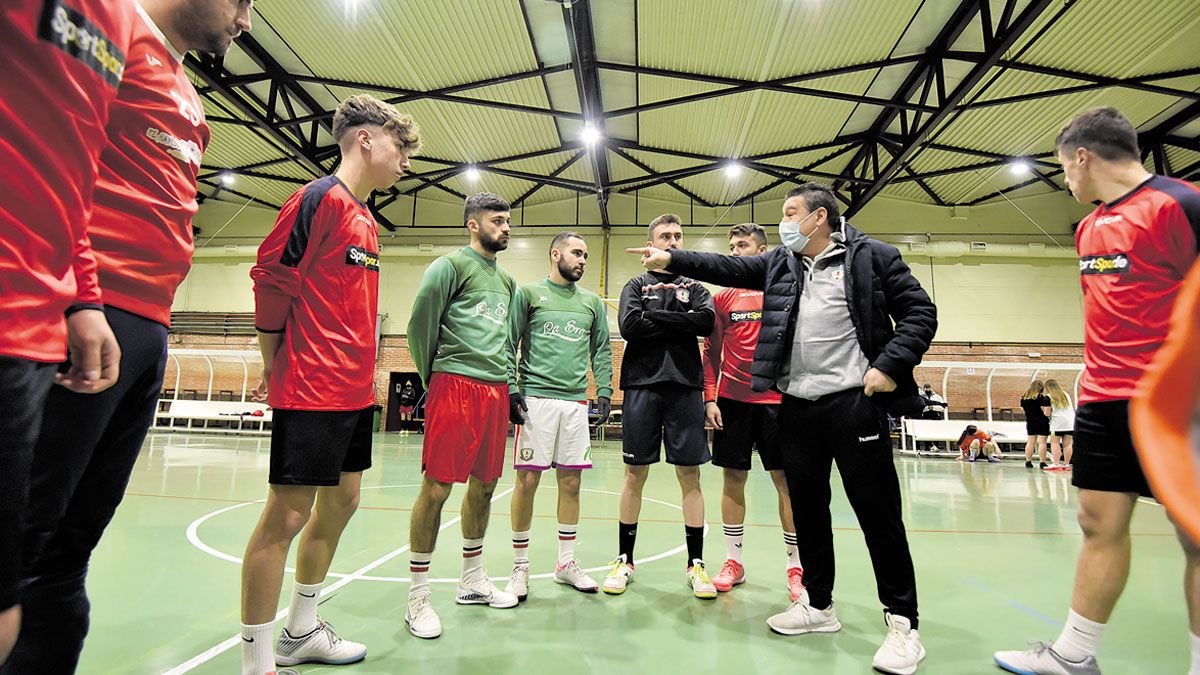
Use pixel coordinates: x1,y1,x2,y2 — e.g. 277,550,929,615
407,246,517,386
508,277,614,401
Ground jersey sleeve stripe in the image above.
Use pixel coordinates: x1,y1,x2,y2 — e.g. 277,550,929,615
281,176,337,267
1152,176,1200,252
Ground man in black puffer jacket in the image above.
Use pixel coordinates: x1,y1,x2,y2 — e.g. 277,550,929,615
629,183,936,675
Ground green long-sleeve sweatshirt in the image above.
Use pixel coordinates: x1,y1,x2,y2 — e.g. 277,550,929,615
407,246,517,386
508,278,614,400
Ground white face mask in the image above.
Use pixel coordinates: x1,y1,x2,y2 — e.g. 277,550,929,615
778,210,819,253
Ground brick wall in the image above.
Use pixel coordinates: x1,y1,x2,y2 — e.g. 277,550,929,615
163,334,1081,423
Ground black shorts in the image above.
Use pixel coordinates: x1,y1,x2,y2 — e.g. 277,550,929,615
0,356,55,611
1051,429,1073,438
1071,400,1152,497
1025,419,1050,436
621,384,710,466
269,406,374,486
711,397,783,471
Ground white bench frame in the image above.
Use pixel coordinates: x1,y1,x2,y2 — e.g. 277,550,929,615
153,349,271,435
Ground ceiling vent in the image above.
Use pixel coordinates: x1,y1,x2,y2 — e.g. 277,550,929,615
970,241,988,252
418,243,434,253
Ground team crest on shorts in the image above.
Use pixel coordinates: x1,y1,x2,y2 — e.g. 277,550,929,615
675,287,690,303
519,447,534,461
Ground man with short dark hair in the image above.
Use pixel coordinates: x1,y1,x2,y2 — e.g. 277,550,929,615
703,223,805,601
404,192,521,639
604,214,718,599
628,183,937,674
994,109,1200,674
239,93,418,674
504,231,613,600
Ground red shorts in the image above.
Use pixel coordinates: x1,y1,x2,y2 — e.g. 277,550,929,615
422,372,508,484
399,405,415,415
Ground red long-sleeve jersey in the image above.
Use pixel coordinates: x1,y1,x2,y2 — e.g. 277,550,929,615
0,0,136,362
1077,175,1199,404
252,176,380,411
90,6,209,326
702,287,782,404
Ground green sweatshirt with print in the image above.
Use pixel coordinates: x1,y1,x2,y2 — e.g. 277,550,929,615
508,278,614,400
407,246,517,386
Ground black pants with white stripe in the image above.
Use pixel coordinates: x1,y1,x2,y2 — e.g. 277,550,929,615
2,307,168,674
779,387,919,627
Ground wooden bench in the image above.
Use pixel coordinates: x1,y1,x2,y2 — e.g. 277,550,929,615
155,399,273,434
900,418,1029,457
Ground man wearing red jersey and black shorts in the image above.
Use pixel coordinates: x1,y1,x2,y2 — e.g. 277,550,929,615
0,0,138,666
1,3,252,672
995,109,1200,674
238,96,419,675
703,224,805,601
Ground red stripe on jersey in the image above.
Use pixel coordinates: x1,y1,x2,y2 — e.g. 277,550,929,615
0,0,137,361
90,8,209,326
252,176,380,411
1076,175,1200,404
702,287,782,404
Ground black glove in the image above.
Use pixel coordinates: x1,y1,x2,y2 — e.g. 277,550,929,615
509,392,528,425
593,396,612,427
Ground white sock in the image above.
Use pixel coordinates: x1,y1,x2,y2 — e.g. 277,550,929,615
1053,608,1106,662
240,621,275,675
409,552,432,596
462,537,484,577
1190,631,1200,675
784,531,801,568
284,581,322,635
723,523,744,563
558,523,577,565
512,530,530,565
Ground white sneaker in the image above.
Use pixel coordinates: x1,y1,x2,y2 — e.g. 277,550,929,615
506,562,530,602
405,590,442,639
456,568,519,608
274,618,366,666
554,560,599,593
872,613,926,674
994,641,1101,674
685,559,717,599
602,555,635,595
765,600,842,635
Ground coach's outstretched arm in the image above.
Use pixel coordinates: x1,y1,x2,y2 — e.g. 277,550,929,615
625,246,771,290
407,257,457,388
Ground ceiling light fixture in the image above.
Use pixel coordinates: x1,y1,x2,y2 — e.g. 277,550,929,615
465,166,481,181
220,172,236,185
724,161,742,178
1009,159,1031,175
580,124,602,146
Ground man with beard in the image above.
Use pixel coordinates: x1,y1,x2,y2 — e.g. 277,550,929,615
1,2,251,671
504,232,614,601
404,193,521,639
239,94,419,674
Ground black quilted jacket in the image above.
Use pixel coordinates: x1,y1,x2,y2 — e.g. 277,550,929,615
668,222,937,416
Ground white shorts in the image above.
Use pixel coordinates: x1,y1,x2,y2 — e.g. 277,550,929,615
513,396,592,471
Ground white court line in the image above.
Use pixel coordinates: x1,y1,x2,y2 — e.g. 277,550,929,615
165,486,514,674
184,486,703,582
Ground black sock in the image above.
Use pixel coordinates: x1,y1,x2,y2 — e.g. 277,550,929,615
618,521,638,562
685,525,704,565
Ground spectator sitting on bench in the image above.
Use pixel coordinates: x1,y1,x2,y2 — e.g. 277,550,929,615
919,384,947,452
957,425,1002,463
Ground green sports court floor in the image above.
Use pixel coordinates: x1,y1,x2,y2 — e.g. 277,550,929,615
82,432,1185,673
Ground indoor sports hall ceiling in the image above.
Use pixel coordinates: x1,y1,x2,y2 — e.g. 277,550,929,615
187,0,1200,230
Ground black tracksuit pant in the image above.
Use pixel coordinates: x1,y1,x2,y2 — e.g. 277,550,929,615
2,307,168,674
779,387,919,627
